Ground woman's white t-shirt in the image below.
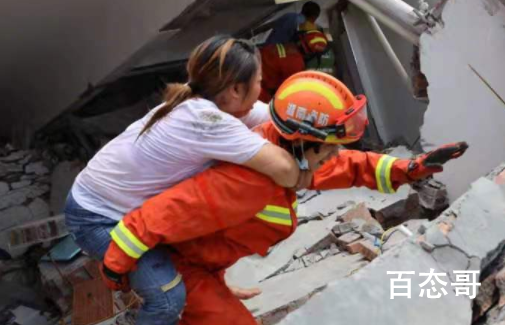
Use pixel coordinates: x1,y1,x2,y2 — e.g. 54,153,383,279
71,98,270,220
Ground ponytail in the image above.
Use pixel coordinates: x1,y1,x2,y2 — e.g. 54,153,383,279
138,35,259,137
138,83,193,137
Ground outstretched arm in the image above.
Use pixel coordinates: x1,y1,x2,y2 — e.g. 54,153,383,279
310,145,465,193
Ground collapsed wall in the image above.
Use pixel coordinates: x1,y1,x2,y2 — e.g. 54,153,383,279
420,0,505,201
278,164,505,325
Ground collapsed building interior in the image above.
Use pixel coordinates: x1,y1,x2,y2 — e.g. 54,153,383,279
0,0,504,324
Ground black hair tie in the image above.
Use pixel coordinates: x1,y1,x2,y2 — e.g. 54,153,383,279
187,81,200,93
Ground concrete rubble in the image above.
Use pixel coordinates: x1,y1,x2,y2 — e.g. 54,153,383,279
269,163,505,325
227,162,453,324
0,142,80,258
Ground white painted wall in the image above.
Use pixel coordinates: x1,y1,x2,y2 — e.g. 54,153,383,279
0,0,193,144
420,0,505,200
342,3,428,146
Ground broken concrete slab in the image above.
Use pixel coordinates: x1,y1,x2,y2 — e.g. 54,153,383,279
226,216,341,287
0,206,33,232
24,162,49,176
280,166,505,325
11,305,54,325
245,253,367,325
11,180,32,190
0,184,50,210
0,162,23,177
0,151,28,163
28,198,50,220
297,185,411,220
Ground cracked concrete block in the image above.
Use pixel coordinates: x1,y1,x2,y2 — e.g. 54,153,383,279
11,180,31,190
28,198,50,220
0,151,28,163
25,161,49,175
304,233,339,255
301,252,324,267
296,185,410,220
0,206,32,231
280,167,505,325
245,254,367,323
424,226,450,247
0,184,50,210
0,162,23,177
284,259,305,274
20,174,37,181
0,190,28,210
227,216,341,286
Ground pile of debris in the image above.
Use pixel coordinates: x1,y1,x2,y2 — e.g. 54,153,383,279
226,177,442,324
0,143,81,259
225,164,505,325
0,142,84,324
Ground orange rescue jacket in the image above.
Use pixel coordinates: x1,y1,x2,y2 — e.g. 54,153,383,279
259,43,306,103
104,122,409,274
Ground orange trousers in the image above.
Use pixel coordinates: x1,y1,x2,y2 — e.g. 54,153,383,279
178,266,257,325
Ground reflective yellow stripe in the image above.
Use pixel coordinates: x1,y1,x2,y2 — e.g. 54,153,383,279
257,213,292,226
110,221,148,259
256,204,292,226
292,200,298,213
309,37,327,45
375,155,398,194
264,204,289,214
305,30,321,34
161,273,183,292
276,44,286,58
278,81,343,110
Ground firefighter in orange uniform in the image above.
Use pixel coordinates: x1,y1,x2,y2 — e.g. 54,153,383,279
102,72,467,325
259,29,329,103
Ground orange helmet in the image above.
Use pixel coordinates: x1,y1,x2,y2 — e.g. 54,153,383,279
270,71,368,144
299,29,328,54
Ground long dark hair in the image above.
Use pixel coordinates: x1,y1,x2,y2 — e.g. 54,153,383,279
139,35,260,136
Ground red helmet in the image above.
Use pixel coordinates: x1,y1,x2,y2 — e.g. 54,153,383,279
270,71,369,144
299,29,328,54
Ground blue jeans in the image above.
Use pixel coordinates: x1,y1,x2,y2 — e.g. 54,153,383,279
64,192,186,325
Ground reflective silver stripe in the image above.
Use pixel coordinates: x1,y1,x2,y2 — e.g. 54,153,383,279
110,226,145,259
376,155,398,194
260,210,291,220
